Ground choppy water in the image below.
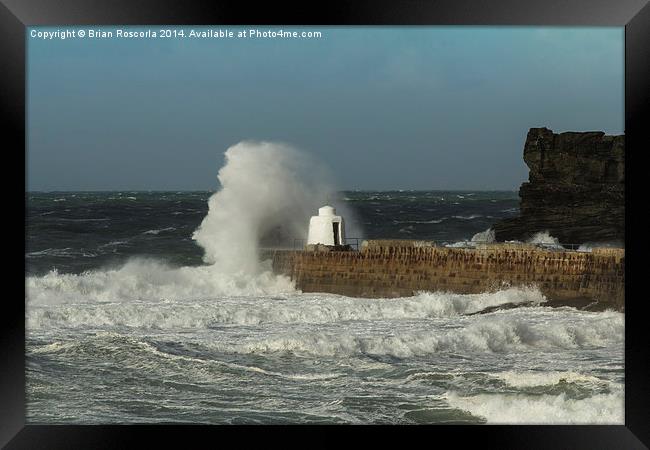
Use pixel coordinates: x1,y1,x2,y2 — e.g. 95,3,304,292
25,191,624,424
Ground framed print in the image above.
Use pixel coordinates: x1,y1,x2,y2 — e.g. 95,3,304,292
3,0,649,447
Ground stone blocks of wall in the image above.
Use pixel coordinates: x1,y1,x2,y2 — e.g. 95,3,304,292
267,244,625,310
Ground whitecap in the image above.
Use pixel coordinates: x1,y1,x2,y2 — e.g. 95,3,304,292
444,385,624,424
142,227,176,235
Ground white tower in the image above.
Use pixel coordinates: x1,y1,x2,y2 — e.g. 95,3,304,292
307,205,346,246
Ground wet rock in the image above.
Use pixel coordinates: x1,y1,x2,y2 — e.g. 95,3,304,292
493,127,624,244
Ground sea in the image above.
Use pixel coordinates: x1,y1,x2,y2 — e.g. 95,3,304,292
25,190,624,424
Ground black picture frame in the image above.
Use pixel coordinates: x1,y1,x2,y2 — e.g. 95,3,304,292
4,0,648,447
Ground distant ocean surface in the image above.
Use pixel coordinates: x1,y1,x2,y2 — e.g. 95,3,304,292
26,191,519,276
26,191,624,424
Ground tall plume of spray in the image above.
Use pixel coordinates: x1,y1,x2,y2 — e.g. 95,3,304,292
27,141,362,305
193,141,357,275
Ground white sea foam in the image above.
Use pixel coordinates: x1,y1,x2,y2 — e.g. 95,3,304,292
226,310,623,357
27,306,617,358
142,227,176,235
491,370,607,388
445,385,624,424
98,240,129,249
27,248,75,258
452,214,483,220
26,286,546,329
26,259,296,306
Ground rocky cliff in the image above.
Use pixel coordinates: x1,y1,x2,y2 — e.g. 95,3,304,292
493,127,624,244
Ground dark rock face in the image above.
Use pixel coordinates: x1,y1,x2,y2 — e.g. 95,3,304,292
493,127,624,244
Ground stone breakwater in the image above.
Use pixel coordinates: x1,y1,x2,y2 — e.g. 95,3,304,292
264,243,625,311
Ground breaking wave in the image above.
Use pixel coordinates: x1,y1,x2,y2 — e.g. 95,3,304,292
445,385,624,424
27,286,546,328
220,310,623,358
27,141,343,305
28,296,623,359
26,259,296,305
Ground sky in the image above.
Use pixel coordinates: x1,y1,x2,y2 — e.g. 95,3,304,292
27,26,624,191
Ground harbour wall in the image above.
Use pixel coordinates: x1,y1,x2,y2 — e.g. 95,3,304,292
263,242,625,311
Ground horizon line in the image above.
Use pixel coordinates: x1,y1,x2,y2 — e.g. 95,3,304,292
26,188,521,193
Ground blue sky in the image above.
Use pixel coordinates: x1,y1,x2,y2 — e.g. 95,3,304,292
27,26,624,191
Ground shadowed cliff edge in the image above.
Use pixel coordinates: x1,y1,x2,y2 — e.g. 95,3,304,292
493,127,624,244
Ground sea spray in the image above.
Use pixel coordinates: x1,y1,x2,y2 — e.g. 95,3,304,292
444,227,495,248
192,141,334,274
471,228,495,243
527,231,562,248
